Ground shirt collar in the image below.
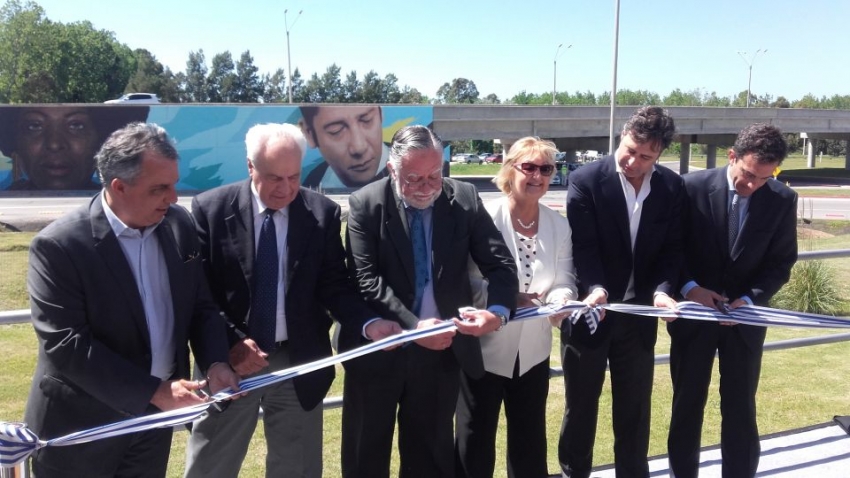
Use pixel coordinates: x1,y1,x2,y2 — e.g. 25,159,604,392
250,181,289,217
101,192,161,239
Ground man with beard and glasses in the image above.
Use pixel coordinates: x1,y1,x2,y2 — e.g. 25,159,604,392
341,125,518,478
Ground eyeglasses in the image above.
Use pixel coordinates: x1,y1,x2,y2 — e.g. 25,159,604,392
401,168,443,189
515,163,555,177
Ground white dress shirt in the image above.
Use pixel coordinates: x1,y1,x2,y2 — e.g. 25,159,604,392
250,183,290,343
102,194,175,380
615,163,656,302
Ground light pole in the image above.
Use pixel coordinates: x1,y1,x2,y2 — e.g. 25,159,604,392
608,0,620,154
285,9,303,104
737,49,767,108
552,44,571,105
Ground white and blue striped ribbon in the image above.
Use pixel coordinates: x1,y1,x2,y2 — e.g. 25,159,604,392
3,302,847,467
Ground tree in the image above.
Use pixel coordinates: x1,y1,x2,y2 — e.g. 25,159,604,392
0,0,57,102
54,20,135,102
381,73,401,103
480,93,500,104
360,70,382,103
342,70,361,103
399,85,426,104
435,78,479,104
232,50,262,103
206,51,237,102
159,68,185,103
184,49,208,102
289,68,305,102
261,68,286,103
125,48,165,94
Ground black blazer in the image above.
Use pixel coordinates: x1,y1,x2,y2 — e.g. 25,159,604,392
191,180,376,410
25,195,229,440
566,156,684,343
344,177,518,378
677,166,797,345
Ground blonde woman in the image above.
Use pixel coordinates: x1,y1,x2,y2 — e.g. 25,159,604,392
457,137,577,478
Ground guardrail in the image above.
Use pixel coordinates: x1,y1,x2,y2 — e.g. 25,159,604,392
4,248,850,413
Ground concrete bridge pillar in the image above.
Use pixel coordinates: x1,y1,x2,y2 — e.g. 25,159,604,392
807,139,816,168
679,137,691,174
845,137,850,170
706,144,717,169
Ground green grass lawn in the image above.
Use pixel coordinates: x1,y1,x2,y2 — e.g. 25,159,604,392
2,225,850,477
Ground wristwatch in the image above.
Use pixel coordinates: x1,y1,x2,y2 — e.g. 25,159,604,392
494,312,509,331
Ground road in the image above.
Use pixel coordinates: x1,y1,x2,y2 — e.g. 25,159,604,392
2,188,847,231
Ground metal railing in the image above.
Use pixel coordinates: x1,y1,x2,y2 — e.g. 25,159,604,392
4,248,850,412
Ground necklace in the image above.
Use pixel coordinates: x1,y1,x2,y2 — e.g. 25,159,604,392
515,217,536,229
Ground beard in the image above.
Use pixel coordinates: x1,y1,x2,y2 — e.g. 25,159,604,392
393,177,440,210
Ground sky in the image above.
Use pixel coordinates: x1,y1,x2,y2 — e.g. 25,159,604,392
29,0,850,103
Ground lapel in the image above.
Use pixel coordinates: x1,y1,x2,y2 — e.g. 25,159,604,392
429,187,454,285
225,179,256,289
708,167,732,258
598,158,633,257
155,217,185,329
386,180,417,289
89,193,151,348
284,191,316,294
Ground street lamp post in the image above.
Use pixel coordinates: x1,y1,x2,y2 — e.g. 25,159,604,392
552,44,571,105
608,0,620,154
737,49,767,108
285,9,303,104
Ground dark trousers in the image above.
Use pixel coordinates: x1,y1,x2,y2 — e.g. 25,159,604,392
341,344,460,478
455,357,551,478
32,425,172,478
558,311,656,478
667,321,766,478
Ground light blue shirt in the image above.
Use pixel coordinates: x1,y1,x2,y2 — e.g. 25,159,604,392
101,194,175,380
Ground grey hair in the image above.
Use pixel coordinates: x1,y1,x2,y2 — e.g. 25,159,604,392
245,123,307,164
387,125,443,170
96,122,178,187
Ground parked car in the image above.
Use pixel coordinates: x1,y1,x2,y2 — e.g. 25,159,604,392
452,153,481,164
484,153,503,163
104,93,161,105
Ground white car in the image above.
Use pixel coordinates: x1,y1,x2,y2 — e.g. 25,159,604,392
104,93,161,105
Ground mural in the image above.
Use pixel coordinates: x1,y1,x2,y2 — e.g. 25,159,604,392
0,104,436,193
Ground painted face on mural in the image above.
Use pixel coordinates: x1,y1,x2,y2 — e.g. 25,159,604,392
302,105,384,187
13,107,100,190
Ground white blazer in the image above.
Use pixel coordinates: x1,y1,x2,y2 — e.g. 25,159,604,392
469,197,577,378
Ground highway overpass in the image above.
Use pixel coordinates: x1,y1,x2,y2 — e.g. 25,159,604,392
431,105,850,172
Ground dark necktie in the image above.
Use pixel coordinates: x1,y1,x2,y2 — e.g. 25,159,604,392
728,193,740,252
249,208,278,352
409,208,429,315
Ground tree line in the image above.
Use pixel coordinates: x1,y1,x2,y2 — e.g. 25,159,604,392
1,0,849,130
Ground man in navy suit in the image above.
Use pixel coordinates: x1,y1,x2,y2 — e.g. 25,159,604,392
184,123,400,478
667,123,797,478
560,106,684,478
25,122,240,478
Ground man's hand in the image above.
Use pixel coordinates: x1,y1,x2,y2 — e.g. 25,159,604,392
206,362,242,395
654,293,679,322
150,379,207,411
365,319,404,350
454,309,501,336
684,285,725,309
582,289,607,321
229,338,269,376
413,318,456,350
720,297,748,326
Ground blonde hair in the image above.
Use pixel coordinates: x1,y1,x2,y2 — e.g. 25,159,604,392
493,136,558,194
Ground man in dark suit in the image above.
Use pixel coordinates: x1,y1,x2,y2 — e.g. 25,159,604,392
184,123,400,478
560,106,684,478
342,125,518,478
24,122,240,478
667,123,797,478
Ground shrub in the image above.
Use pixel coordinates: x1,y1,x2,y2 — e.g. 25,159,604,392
771,259,841,315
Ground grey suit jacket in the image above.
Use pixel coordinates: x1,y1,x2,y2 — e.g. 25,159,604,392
24,193,229,440
191,180,377,410
344,177,518,378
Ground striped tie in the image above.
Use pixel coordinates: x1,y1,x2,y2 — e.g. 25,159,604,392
728,193,740,251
